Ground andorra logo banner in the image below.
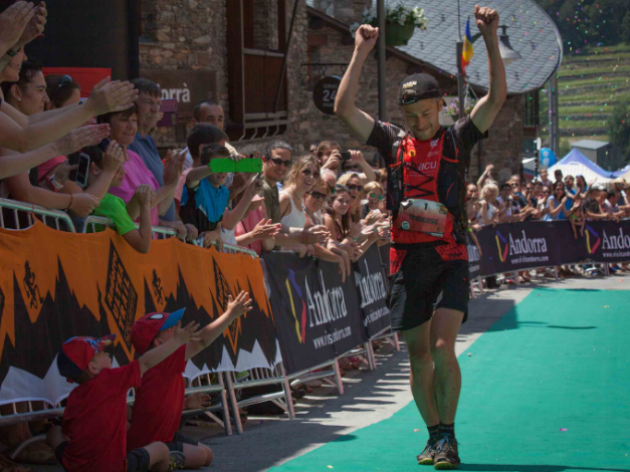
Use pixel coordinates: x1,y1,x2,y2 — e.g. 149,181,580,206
470,220,630,279
0,221,278,407
262,251,369,375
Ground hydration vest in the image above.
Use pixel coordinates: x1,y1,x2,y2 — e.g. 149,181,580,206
387,128,468,245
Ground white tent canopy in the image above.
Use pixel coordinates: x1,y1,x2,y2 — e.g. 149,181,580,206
540,149,615,186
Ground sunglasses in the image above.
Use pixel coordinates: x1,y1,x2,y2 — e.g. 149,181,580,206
543,190,550,194
52,75,73,99
347,184,363,192
270,157,292,168
345,165,360,171
369,193,384,201
308,191,327,200
301,169,320,179
510,183,518,187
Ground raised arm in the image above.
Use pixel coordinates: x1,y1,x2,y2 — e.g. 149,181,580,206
0,78,137,153
223,175,262,230
139,321,201,375
469,6,508,134
477,164,494,188
0,124,109,179
186,291,253,359
123,186,153,254
334,25,377,142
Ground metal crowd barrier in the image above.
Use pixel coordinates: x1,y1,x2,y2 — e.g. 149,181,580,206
0,198,76,232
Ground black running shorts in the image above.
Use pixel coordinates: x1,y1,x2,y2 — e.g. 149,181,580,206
387,246,469,332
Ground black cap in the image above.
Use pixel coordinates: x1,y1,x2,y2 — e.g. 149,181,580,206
398,73,442,106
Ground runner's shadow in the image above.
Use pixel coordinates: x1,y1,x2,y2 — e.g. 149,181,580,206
460,465,630,472
547,325,597,330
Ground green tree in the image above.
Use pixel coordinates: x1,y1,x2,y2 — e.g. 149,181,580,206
609,100,630,160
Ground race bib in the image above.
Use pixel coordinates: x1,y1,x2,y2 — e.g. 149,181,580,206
396,199,448,237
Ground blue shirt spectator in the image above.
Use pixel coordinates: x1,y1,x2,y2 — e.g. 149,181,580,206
180,180,229,232
128,132,176,222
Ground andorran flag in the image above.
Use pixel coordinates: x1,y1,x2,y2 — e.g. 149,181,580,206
462,18,474,74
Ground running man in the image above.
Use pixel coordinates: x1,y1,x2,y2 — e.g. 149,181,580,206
335,5,507,469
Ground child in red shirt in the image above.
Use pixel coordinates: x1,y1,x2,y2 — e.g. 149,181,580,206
47,321,202,472
127,291,253,469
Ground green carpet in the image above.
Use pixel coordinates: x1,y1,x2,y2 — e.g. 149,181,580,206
270,289,630,472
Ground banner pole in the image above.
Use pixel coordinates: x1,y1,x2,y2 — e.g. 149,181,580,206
223,373,242,435
218,373,234,436
279,363,296,419
333,359,344,395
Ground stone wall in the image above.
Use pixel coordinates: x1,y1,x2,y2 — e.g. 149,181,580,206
138,0,228,148
476,95,524,183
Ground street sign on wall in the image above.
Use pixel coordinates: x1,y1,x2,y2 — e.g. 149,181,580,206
313,76,341,115
139,69,218,120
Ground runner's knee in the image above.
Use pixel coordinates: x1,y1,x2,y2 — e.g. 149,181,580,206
408,345,433,370
430,337,456,364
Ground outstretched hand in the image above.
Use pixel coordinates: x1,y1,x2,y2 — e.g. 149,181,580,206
174,321,203,345
227,291,253,319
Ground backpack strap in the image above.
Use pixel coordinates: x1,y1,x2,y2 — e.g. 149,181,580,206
386,129,408,218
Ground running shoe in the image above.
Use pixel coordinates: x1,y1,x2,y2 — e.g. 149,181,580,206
417,438,440,465
169,451,186,471
433,437,460,470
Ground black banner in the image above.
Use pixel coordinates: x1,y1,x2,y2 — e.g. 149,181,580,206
466,235,481,280
263,252,369,375
471,220,630,277
355,246,391,338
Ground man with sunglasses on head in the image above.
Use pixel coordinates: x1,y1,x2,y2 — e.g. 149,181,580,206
334,5,506,469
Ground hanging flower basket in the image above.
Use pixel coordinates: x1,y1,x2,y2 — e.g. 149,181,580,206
385,22,416,47
350,4,428,47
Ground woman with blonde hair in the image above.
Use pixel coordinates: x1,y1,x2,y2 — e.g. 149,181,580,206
280,154,320,229
337,171,364,223
477,183,500,226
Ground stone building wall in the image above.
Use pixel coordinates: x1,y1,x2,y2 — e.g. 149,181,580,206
138,0,228,148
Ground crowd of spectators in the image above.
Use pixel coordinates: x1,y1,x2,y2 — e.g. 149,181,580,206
466,164,630,278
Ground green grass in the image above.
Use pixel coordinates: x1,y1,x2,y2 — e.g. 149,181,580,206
557,65,630,78
558,119,609,129
558,90,630,103
559,76,630,88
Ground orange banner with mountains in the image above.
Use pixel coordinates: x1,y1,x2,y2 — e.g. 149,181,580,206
0,221,277,405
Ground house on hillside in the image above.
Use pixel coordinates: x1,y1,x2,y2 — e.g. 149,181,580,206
305,0,563,180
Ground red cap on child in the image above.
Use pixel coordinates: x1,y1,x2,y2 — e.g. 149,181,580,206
57,335,116,382
130,308,186,355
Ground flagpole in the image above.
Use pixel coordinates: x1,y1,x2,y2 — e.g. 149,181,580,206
457,0,462,41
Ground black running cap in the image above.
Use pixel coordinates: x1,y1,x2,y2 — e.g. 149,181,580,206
398,73,442,105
